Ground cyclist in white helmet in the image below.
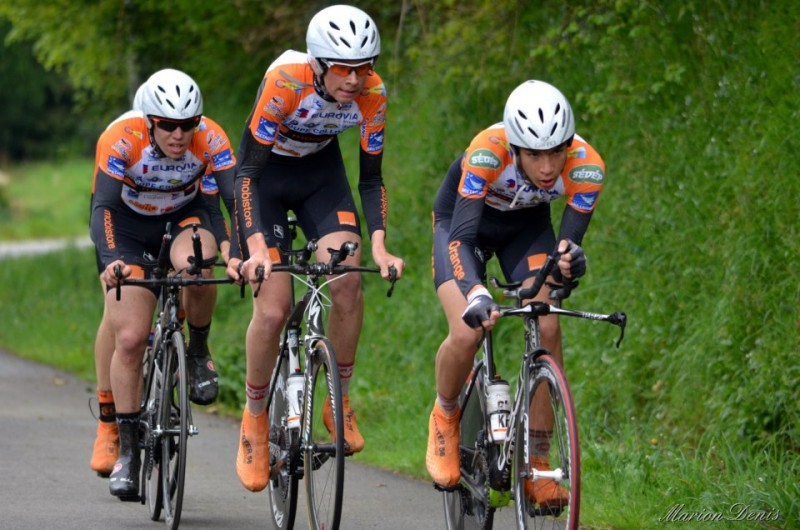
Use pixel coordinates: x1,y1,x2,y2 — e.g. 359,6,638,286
426,80,605,508
89,68,237,498
228,5,405,492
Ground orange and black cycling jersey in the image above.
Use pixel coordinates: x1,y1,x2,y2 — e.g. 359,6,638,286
437,123,605,296
90,111,236,265
235,50,388,243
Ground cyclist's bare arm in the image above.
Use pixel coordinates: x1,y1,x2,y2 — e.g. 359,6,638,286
369,229,405,281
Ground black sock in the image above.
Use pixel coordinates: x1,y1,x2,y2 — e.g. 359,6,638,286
187,322,211,357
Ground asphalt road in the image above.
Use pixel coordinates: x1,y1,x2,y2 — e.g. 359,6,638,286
0,348,538,529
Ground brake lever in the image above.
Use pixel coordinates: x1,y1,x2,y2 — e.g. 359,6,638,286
114,264,123,301
386,265,398,298
610,312,627,348
253,265,265,298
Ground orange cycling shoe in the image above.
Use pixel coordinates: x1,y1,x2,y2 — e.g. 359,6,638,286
425,402,461,488
525,456,570,508
90,420,119,477
323,395,364,454
236,408,269,492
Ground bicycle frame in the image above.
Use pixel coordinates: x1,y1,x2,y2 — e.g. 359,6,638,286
445,248,626,530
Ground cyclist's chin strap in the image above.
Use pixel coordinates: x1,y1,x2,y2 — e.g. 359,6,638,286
313,75,337,103
146,124,168,158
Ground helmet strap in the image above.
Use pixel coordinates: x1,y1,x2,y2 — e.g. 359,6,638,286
312,71,337,103
146,123,167,158
511,145,538,190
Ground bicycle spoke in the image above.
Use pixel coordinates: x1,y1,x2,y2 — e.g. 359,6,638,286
304,338,344,530
268,349,299,530
515,355,580,530
160,332,188,530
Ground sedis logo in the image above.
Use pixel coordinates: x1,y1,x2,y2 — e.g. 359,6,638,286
569,164,604,183
468,149,502,169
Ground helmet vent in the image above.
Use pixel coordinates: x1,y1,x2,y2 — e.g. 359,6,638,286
538,108,545,122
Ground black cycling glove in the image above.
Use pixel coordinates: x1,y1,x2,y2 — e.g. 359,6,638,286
462,288,499,329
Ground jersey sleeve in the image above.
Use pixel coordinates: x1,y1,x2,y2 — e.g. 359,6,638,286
557,138,605,244
448,133,507,296
562,138,605,214
90,119,147,267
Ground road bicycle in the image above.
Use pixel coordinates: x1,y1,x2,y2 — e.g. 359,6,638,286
441,247,627,530
264,219,396,530
115,223,235,529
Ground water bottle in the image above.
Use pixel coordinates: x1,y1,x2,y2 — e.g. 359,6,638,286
486,378,511,443
286,372,304,429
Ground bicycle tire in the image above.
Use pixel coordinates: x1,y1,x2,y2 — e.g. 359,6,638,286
143,343,164,521
304,337,345,530
160,331,189,530
267,348,299,529
513,354,580,530
443,363,495,530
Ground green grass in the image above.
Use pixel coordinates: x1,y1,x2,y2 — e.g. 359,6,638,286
0,158,94,239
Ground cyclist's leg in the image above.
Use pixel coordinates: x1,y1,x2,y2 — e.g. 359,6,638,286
315,229,366,453
427,212,490,487
426,279,484,487
296,143,367,453
236,266,292,492
105,282,157,498
169,211,221,405
91,272,119,476
500,215,569,506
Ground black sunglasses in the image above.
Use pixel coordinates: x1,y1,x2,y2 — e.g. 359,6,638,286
152,116,201,132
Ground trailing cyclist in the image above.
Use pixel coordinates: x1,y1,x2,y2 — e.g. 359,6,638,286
426,80,605,507
89,68,236,497
227,4,405,493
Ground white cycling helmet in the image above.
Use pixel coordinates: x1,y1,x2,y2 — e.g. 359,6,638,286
306,5,380,61
138,68,203,122
503,80,574,150
131,82,145,111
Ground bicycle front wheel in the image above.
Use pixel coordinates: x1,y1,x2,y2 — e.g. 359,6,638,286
267,347,299,529
159,331,189,530
303,337,345,530
514,353,580,530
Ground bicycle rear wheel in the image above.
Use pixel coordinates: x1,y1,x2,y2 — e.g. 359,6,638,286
142,343,164,521
443,363,495,530
159,331,189,530
303,337,345,530
514,353,580,530
268,348,299,529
